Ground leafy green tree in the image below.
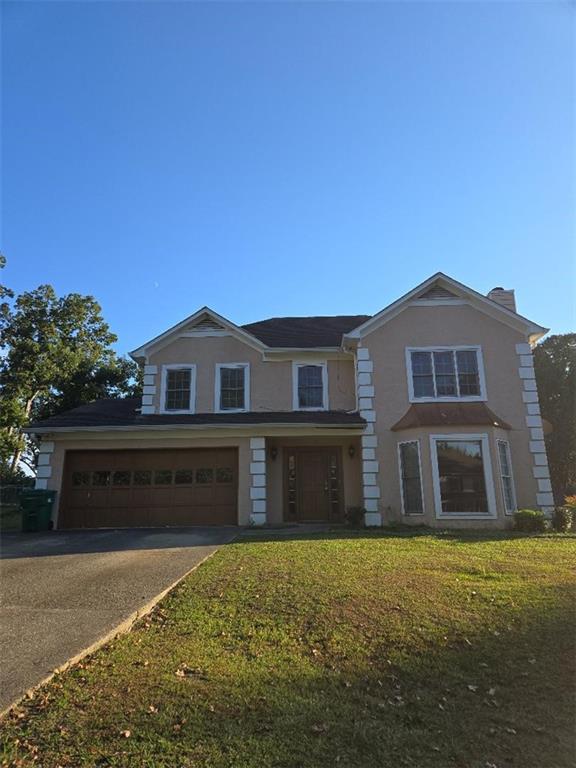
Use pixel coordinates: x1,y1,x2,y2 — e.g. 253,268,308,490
533,333,576,503
0,281,140,475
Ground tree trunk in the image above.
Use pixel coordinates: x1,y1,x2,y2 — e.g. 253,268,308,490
9,392,39,473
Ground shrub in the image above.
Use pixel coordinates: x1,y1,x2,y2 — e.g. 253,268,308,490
345,506,366,528
564,495,576,510
514,509,547,533
552,507,573,533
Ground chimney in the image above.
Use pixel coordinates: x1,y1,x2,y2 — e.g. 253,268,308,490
487,286,516,313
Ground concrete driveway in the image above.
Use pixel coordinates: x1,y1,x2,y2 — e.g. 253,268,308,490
0,527,238,713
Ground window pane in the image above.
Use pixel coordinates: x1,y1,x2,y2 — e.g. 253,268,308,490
298,365,324,408
196,468,214,484
72,471,91,487
399,442,423,514
133,470,152,486
220,367,245,410
411,351,432,375
456,351,480,396
174,469,194,485
497,441,510,475
502,476,515,511
433,352,457,396
498,441,516,512
92,471,110,487
165,368,192,411
154,470,173,485
216,467,233,483
436,440,488,514
112,471,131,486
411,352,434,397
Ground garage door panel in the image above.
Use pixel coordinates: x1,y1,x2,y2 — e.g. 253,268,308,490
61,448,238,528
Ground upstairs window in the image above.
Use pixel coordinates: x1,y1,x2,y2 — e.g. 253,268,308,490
407,347,484,401
293,363,327,410
162,365,195,412
216,364,249,412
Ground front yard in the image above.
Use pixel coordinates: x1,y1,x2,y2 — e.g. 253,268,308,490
1,531,575,768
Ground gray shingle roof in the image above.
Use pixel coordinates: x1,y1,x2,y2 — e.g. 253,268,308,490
241,315,370,348
26,397,365,431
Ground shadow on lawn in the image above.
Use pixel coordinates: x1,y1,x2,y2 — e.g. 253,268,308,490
3,595,575,768
238,526,572,545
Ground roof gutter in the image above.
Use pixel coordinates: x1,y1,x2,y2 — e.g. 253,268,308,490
24,421,366,435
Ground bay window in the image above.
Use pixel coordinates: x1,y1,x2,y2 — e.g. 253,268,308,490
398,441,424,515
430,434,496,518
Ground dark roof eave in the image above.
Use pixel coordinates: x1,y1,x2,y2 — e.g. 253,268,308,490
25,420,366,435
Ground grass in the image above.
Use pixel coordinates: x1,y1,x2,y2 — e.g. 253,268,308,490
1,531,575,768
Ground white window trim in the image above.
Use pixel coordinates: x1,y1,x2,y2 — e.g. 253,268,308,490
215,363,250,413
496,439,517,515
405,345,487,403
160,364,196,414
429,433,497,520
397,439,425,515
292,361,329,411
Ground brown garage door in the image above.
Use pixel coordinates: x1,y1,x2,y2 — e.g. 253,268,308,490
59,448,238,528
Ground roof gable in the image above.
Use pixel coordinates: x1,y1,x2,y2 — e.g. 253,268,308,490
344,272,547,343
130,307,267,361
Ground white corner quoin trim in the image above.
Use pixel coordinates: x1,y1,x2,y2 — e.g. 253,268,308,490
515,342,554,511
214,363,251,413
159,364,197,415
249,437,267,526
356,345,382,527
291,360,328,411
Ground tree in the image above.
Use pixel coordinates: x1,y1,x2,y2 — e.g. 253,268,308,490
533,333,576,503
0,281,140,475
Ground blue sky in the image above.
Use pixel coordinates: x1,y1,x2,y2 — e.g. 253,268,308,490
2,1,574,355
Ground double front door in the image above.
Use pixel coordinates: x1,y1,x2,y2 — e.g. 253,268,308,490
284,447,342,523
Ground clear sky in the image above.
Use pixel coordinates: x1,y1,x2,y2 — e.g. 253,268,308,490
2,1,574,356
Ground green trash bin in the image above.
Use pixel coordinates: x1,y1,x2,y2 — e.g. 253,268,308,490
19,490,56,532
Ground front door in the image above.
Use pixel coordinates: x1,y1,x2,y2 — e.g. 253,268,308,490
284,448,342,523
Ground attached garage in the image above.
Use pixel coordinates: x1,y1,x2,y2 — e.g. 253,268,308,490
59,448,238,528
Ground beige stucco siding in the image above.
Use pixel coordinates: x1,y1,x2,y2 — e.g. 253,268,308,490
149,336,356,413
364,304,539,525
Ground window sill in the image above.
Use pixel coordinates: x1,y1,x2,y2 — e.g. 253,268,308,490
215,408,248,414
294,407,328,412
159,409,195,415
436,513,497,520
410,396,486,404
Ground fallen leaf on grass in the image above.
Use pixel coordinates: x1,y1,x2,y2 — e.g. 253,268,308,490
311,723,329,734
467,685,478,692
120,730,131,738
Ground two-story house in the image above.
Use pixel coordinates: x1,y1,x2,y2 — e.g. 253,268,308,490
27,273,553,529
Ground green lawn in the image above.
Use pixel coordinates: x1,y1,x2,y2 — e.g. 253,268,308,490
2,532,575,768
